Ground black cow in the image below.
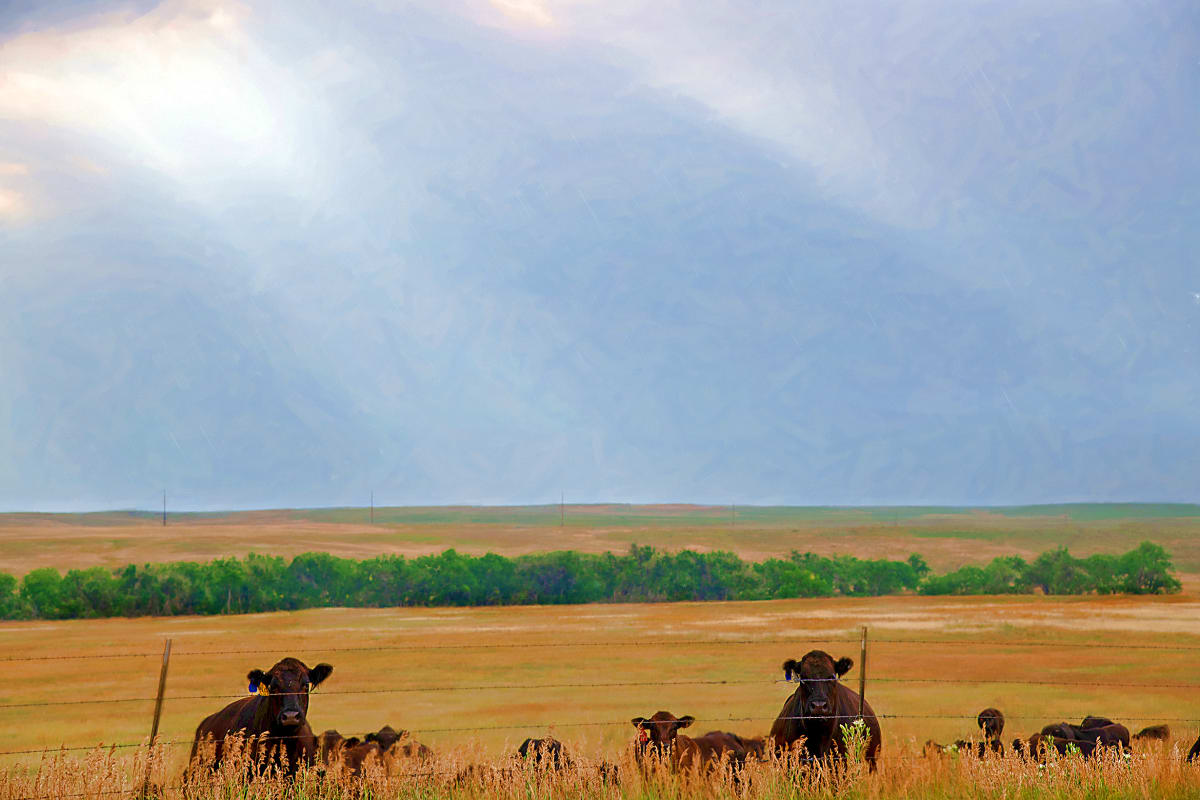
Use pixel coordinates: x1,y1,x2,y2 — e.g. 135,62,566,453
1187,734,1199,762
188,657,333,776
1039,721,1130,750
517,737,573,771
770,651,881,770
1132,724,1170,743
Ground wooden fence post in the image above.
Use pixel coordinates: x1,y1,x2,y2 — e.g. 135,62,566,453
143,639,172,797
858,625,867,719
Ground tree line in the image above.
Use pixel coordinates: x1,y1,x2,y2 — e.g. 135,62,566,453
0,541,1179,620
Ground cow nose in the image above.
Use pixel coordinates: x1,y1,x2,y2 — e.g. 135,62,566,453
279,710,302,726
809,700,830,713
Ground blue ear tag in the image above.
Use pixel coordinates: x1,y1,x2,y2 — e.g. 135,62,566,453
248,682,258,695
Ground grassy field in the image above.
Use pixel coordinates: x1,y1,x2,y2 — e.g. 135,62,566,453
3,593,1199,775
2,504,1200,587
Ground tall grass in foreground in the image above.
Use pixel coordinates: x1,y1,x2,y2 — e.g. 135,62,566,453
2,740,1198,800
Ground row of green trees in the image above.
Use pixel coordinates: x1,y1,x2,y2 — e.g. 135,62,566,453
0,542,1178,620
919,541,1181,595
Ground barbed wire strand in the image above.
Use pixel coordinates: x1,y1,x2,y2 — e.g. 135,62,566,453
4,675,1200,711
4,713,1199,758
7,635,1200,663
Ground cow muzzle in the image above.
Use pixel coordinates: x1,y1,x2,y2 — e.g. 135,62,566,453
278,710,304,727
807,699,831,715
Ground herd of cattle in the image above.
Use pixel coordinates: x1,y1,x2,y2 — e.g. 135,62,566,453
186,652,1200,779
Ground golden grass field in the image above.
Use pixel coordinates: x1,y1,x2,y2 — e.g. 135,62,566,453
3,593,1198,775
3,504,1200,588
3,505,1199,798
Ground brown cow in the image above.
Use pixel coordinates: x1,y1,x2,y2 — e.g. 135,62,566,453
368,725,434,762
188,657,333,776
770,652,881,770
340,740,386,775
319,729,360,764
1188,734,1200,762
326,726,433,776
631,712,749,774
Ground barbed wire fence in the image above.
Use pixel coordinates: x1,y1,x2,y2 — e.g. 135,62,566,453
4,630,1199,761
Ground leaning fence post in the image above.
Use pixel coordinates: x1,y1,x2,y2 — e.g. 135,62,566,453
858,625,867,719
143,639,172,797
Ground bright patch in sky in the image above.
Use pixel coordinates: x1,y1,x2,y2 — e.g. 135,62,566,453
0,0,308,207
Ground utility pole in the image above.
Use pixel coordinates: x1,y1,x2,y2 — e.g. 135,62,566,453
370,491,374,524
560,491,564,527
162,490,166,527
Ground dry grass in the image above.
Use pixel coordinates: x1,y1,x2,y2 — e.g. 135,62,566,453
2,506,1199,589
2,594,1198,778
2,738,1198,800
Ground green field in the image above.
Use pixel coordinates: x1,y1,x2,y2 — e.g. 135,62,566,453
3,504,1199,590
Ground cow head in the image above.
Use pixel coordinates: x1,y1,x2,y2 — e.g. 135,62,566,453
782,651,852,720
246,657,333,730
977,708,1005,740
364,725,407,753
319,729,344,763
631,711,694,759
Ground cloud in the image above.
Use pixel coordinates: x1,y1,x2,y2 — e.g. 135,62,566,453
0,0,323,214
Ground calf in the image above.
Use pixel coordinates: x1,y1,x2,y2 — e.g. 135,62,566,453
366,725,433,761
188,657,333,776
319,730,360,764
770,651,881,770
328,726,434,776
924,707,1006,757
631,712,749,774
517,737,573,771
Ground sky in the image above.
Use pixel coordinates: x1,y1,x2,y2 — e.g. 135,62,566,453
0,0,1197,511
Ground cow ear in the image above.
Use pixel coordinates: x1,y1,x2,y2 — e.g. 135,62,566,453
364,733,378,743
309,663,333,687
631,717,646,728
782,659,798,681
247,669,268,689
677,716,695,729
834,657,854,677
